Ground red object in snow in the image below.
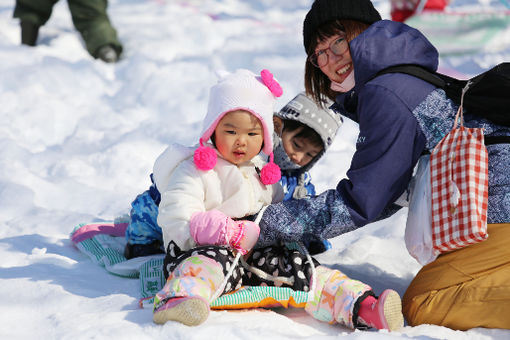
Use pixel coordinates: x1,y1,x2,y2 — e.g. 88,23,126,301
391,0,449,22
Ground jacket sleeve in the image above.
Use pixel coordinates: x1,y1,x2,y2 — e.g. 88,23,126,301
157,158,206,251
338,84,426,225
256,85,425,247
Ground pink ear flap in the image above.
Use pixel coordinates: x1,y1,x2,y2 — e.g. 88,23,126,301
194,138,217,171
260,152,281,185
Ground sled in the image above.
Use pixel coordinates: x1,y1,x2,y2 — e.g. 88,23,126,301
71,221,309,310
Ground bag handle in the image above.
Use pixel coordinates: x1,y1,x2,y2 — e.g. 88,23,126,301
449,81,473,213
453,80,472,129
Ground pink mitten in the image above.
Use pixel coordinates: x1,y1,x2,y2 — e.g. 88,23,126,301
228,220,260,255
189,210,260,255
189,210,231,246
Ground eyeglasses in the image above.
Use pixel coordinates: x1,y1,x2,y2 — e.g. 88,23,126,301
308,35,349,68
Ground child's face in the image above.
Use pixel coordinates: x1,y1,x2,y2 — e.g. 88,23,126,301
281,127,323,167
214,110,264,165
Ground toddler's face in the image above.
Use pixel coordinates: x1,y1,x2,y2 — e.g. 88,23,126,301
214,110,264,165
281,127,323,167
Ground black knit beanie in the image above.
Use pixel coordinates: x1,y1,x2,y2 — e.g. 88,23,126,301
303,0,382,52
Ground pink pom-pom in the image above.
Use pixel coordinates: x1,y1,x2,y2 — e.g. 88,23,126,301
260,162,281,185
194,140,217,171
260,69,283,97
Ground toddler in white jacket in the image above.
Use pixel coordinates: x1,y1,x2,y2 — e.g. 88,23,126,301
150,68,286,324
150,69,404,332
153,69,284,256
123,69,283,259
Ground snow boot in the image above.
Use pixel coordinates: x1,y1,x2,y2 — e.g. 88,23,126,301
20,21,39,46
357,289,404,331
153,296,209,326
95,45,119,63
153,254,226,326
124,240,164,259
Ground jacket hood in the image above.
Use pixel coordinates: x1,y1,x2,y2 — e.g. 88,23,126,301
349,20,439,89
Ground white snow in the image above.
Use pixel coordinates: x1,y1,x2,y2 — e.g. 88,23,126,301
1,0,509,339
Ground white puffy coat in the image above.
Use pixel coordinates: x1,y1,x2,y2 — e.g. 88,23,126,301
152,143,284,251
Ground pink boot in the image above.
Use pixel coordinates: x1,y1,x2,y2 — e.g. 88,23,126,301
357,290,404,331
153,296,209,326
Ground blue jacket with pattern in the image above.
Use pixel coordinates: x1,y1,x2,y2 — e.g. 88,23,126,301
256,20,510,247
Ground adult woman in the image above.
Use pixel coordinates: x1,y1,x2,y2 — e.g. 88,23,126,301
256,0,510,330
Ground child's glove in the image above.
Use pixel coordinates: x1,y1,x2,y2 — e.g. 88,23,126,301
303,237,332,255
189,210,260,254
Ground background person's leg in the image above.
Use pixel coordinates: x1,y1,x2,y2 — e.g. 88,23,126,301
13,0,59,45
67,0,123,61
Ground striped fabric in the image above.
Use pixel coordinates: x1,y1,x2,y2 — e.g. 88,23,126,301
71,223,139,278
210,286,308,309
140,257,166,299
430,110,489,253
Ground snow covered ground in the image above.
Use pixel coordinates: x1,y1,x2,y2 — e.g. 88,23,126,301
1,0,509,339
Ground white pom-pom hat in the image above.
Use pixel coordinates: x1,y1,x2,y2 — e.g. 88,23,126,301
194,69,283,185
200,69,282,155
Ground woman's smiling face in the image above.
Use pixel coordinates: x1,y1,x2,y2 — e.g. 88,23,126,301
315,33,353,84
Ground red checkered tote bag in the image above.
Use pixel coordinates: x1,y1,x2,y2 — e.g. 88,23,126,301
429,102,489,254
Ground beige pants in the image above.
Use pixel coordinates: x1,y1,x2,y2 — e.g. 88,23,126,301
403,223,510,330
